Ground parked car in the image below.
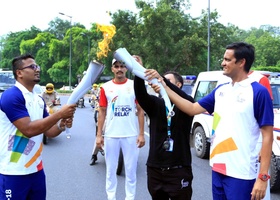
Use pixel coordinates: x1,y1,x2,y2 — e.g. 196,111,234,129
270,83,280,191
190,70,280,191
181,75,196,95
59,85,74,91
0,70,15,92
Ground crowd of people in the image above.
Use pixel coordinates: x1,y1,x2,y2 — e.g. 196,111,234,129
0,41,274,200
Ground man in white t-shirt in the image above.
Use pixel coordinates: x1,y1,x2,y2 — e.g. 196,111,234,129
96,59,145,200
148,42,273,200
0,53,76,200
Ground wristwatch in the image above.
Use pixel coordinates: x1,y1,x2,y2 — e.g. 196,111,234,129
258,173,270,181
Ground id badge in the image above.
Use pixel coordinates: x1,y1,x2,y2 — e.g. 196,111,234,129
167,138,174,152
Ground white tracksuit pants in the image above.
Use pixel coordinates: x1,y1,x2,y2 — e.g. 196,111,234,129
104,136,139,200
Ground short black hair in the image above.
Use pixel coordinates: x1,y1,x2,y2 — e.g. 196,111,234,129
163,71,183,89
12,53,34,79
226,42,255,73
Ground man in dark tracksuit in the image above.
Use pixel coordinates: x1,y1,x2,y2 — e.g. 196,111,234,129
134,69,195,200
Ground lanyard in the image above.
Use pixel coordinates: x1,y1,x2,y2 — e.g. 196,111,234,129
166,104,175,137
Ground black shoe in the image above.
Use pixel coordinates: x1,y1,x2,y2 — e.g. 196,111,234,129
89,155,98,165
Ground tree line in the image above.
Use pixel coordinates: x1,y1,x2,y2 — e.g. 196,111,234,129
0,0,280,86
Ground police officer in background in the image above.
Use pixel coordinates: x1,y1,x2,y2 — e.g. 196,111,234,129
42,83,58,106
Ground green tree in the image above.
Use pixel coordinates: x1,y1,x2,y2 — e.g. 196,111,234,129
20,32,56,84
246,29,280,67
1,0,280,84
48,24,103,85
110,0,246,76
47,18,72,40
130,0,195,75
0,26,41,69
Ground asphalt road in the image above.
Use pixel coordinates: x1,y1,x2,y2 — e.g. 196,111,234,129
43,95,280,200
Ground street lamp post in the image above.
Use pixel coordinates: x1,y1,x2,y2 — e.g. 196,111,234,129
59,12,72,89
81,33,90,64
207,0,210,71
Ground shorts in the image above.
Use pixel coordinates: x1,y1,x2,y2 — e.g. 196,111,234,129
0,170,46,200
212,170,255,200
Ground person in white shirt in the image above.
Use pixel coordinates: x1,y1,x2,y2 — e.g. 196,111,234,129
0,53,76,200
96,59,145,200
148,42,273,200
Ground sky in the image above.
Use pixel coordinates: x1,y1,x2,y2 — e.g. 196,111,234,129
0,0,280,37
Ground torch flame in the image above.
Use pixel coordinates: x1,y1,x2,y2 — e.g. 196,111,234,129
96,23,116,60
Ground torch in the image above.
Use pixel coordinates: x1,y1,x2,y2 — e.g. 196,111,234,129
113,48,172,113
65,60,105,138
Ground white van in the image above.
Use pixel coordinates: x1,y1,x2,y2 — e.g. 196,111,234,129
190,70,280,191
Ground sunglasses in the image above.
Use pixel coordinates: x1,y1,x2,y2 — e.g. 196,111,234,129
19,64,40,71
113,65,126,69
46,87,53,90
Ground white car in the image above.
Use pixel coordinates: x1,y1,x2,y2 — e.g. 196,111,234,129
59,85,74,91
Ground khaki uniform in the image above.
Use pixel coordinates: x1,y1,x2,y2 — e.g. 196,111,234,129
42,91,57,106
